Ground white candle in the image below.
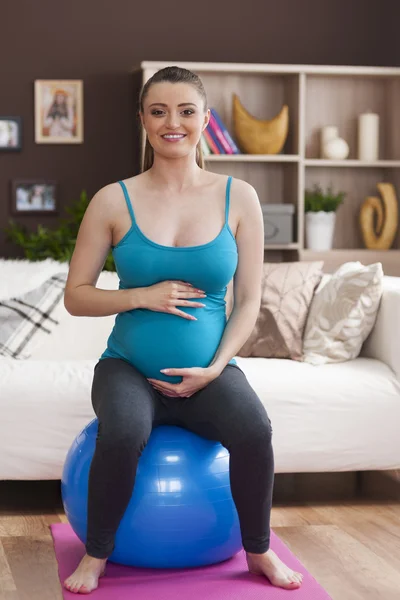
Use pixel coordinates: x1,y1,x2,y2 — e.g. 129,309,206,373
358,112,379,161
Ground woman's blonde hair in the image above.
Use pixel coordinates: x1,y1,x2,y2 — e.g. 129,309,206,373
138,66,208,173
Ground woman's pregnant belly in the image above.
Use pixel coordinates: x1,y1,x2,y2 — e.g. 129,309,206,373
104,304,227,383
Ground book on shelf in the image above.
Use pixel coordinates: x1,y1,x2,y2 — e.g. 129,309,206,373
208,112,233,154
200,133,211,156
202,107,241,155
205,119,225,153
210,108,240,154
202,128,220,154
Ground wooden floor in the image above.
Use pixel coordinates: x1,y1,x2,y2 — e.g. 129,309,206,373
0,471,399,600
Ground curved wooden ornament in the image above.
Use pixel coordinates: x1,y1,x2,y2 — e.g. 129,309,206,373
360,182,399,250
232,93,289,154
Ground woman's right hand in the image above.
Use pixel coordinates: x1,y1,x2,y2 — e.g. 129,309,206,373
141,281,207,320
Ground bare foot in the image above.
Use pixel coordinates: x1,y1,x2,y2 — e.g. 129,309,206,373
246,549,304,590
63,554,107,594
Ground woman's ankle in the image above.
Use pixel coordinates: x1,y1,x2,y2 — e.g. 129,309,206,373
84,553,108,562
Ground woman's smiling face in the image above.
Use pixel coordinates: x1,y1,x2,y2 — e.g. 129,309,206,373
140,82,210,157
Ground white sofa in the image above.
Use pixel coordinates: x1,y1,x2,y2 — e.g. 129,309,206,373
1,269,400,481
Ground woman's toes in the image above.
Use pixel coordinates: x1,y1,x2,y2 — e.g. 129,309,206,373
80,586,91,594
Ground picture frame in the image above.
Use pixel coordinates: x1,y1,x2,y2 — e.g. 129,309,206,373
11,180,58,216
34,79,83,144
0,116,22,151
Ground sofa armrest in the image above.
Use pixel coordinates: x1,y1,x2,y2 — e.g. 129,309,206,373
360,276,400,380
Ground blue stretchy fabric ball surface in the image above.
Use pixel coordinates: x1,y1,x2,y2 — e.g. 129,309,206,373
61,419,242,568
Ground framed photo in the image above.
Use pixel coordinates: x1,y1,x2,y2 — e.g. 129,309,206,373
0,117,22,151
11,180,58,215
34,80,83,144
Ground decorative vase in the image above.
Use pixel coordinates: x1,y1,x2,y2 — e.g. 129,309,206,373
232,94,289,154
320,125,349,159
324,137,350,160
306,211,336,250
320,126,338,158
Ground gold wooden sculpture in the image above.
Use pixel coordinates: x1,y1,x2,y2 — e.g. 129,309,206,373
232,94,289,154
360,182,398,249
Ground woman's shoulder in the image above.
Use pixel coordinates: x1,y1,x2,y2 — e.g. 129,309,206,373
230,175,257,196
88,180,134,222
92,174,148,203
90,181,121,208
93,173,145,196
229,177,260,220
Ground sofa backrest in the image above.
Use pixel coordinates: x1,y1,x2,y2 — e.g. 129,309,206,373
30,270,120,361
30,270,336,362
24,270,396,363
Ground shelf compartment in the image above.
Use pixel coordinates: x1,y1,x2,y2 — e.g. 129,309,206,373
206,161,300,246
193,70,300,156
304,74,400,161
207,160,298,203
304,167,400,250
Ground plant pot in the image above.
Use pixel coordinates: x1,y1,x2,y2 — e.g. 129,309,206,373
305,211,336,250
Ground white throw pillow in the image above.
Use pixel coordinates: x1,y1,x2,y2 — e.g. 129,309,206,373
0,258,69,302
302,261,383,365
29,270,120,361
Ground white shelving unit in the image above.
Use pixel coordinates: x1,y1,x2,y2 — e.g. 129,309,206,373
135,61,400,275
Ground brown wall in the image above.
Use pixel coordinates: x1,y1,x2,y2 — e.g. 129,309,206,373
0,0,396,257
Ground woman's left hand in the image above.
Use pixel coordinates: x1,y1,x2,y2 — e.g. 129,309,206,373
147,366,221,398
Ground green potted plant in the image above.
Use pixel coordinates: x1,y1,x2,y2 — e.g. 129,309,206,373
3,190,115,271
304,183,346,250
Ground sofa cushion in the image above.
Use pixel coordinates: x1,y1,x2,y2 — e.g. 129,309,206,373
235,355,400,473
29,270,119,361
302,261,383,365
0,257,69,302
0,357,96,479
1,354,399,479
237,261,324,360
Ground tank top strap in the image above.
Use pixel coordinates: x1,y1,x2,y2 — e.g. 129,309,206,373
225,175,232,224
118,180,136,225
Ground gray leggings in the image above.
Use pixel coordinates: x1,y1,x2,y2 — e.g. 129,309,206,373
86,357,274,558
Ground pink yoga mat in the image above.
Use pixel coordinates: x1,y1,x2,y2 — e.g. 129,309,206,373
51,523,332,599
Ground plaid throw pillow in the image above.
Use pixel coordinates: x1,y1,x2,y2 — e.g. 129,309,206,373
0,272,67,359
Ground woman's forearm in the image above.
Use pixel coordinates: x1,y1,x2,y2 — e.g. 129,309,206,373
64,284,145,317
209,300,260,374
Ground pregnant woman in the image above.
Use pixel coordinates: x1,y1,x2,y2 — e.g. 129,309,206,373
63,65,303,594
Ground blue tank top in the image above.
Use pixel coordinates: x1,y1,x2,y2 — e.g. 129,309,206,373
100,175,238,383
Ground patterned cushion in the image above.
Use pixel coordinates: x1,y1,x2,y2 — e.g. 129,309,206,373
0,273,67,359
237,261,324,360
302,261,383,365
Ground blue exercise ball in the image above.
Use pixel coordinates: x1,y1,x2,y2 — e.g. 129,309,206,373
61,419,242,568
